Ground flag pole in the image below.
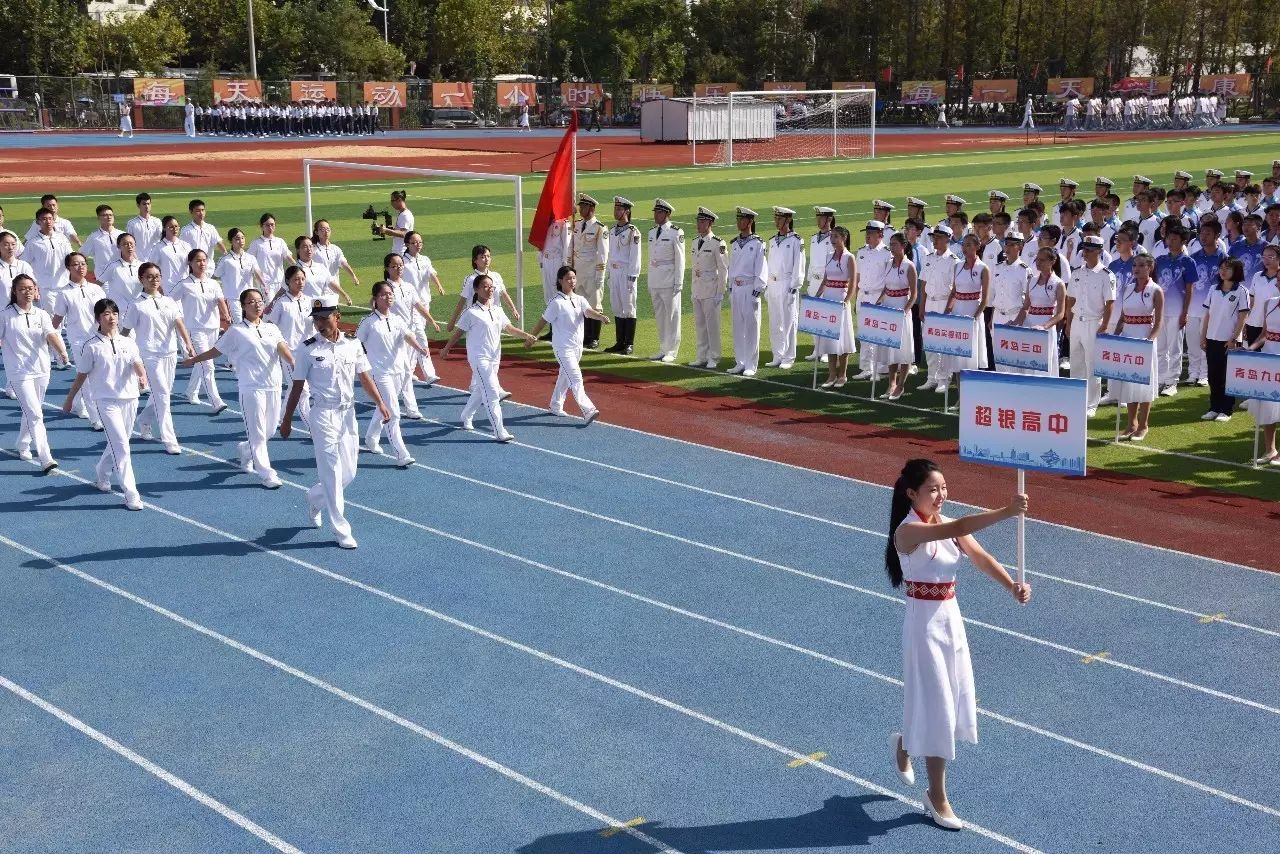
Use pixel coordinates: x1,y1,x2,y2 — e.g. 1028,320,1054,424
1016,468,1026,588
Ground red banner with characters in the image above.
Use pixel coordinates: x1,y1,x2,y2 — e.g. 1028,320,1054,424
1047,77,1095,100
694,83,739,97
291,81,336,103
432,81,474,108
971,79,1018,103
561,82,604,107
497,82,537,108
363,82,407,108
1198,74,1252,98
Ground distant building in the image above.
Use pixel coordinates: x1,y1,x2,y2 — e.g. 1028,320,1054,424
86,0,154,22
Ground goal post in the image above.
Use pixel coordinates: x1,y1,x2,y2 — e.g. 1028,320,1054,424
301,159,528,327
690,89,876,167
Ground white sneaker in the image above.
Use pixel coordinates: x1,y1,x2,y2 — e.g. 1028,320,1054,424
765,359,782,368
124,494,144,511
742,368,757,377
726,365,745,375
139,424,154,441
907,364,919,375
460,420,474,430
305,496,323,528
548,408,568,416
95,477,111,493
779,361,794,370
17,449,32,461
237,444,253,472
1200,410,1219,420
1059,358,1071,371
90,421,104,432
1086,407,1098,417
363,440,383,455
852,370,873,380
804,352,818,361
336,534,358,549
402,410,423,421
187,394,201,406
421,375,439,387
660,353,675,364
496,433,516,443
918,380,937,391
686,360,704,367
262,476,282,490
1097,394,1116,406
935,384,949,394
582,409,599,426
164,445,182,455
649,353,666,361
1214,413,1231,422
394,455,415,468
704,360,719,369
1159,385,1178,397
4,388,15,399
1196,378,1209,387
498,391,513,402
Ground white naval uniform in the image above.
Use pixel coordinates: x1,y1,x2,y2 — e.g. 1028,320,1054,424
542,292,597,416
356,309,415,463
170,275,225,407
943,260,989,376
1111,282,1160,403
648,222,686,359
539,219,571,306
571,217,609,312
455,303,513,437
896,517,977,762
217,320,286,483
78,331,145,506
764,232,804,365
0,304,58,465
807,231,834,296
690,232,729,364
148,238,194,292
121,293,185,450
402,251,440,382
126,215,163,261
1067,262,1118,408
248,235,290,291
293,333,371,541
53,281,106,420
728,234,767,371
214,251,260,324
855,242,891,371
386,278,425,417
989,259,1032,373
607,223,642,318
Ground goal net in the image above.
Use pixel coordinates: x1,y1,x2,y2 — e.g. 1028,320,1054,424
692,89,876,167
301,159,530,327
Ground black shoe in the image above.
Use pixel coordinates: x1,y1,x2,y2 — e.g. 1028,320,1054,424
538,332,553,342
585,340,600,350
621,344,633,355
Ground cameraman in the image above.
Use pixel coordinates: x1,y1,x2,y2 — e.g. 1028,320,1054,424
377,190,415,255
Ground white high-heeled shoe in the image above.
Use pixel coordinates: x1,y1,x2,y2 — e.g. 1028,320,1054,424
923,790,964,830
889,732,914,786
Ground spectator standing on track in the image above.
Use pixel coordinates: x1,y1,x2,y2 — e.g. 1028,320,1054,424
887,458,1030,832
2,274,67,472
1199,258,1250,422
355,280,431,466
526,265,606,423
281,300,391,550
121,262,193,455
726,207,767,377
570,194,609,349
1111,254,1163,440
604,197,641,354
184,100,196,137
689,207,729,369
62,298,148,511
813,225,857,389
647,199,686,364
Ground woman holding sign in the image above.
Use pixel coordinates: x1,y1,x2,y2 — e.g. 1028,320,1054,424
1245,293,1280,464
885,458,1031,831
1111,254,1163,441
880,233,917,399
1026,248,1067,377
814,226,857,388
940,235,990,391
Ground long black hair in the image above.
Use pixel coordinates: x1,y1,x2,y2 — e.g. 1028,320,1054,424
885,458,941,588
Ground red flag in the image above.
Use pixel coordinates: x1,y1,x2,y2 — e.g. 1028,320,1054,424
528,111,578,251
1184,62,1194,76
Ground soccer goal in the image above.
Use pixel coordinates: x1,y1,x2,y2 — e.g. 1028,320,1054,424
301,159,529,326
690,89,876,167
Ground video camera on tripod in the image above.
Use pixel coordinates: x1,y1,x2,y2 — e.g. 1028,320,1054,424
362,204,393,240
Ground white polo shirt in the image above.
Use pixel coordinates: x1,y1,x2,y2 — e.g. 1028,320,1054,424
461,269,507,300
297,259,332,301
215,320,285,390
126,214,163,256
77,332,142,400
249,236,290,286
101,259,143,307
147,238,194,290
402,252,437,308
293,333,371,408
542,292,590,352
0,304,55,380
214,251,260,304
1201,285,1250,341
52,281,107,344
455,303,510,362
25,216,77,245
356,310,411,376
180,221,222,259
23,231,74,296
170,275,222,333
313,241,348,279
265,293,311,349
0,257,34,293
392,209,414,255
121,293,184,357
82,227,123,273
1245,272,1279,327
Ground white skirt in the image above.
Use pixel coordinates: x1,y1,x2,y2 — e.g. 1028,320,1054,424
884,307,915,365
902,597,977,761
942,313,987,375
1111,328,1158,403
1245,398,1280,426
815,295,856,356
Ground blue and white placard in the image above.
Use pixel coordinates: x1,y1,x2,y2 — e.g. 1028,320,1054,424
991,324,1052,373
1226,350,1280,401
856,302,906,349
798,296,843,340
922,312,975,358
1094,334,1156,384
958,371,1088,476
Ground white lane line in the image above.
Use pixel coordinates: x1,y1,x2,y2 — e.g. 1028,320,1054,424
406,405,1280,640
0,484,1034,853
130,443,1280,821
0,532,684,854
0,670,305,854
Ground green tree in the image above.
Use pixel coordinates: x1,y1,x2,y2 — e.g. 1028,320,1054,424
0,0,90,76
92,7,189,76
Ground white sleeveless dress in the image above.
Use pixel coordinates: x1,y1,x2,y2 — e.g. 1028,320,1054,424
1245,297,1280,426
897,516,978,761
1112,282,1160,404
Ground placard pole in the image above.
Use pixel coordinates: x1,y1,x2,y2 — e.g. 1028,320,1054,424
1016,467,1026,588
813,339,820,390
1114,405,1122,443
1252,423,1261,468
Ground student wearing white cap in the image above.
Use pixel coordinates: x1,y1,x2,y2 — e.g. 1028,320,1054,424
1051,179,1079,227
689,207,728,368
918,225,960,391
281,301,391,549
171,249,229,413
1197,170,1224,212
986,191,1008,217
527,265,606,422
355,280,432,466
803,206,837,362
1021,183,1042,211
604,196,642,354
1066,235,1117,414
570,193,610,348
853,220,891,379
872,200,897,242
727,207,767,376
2,274,67,471
62,298,148,510
814,225,856,388
51,253,106,426
765,206,804,369
647,199,686,362
988,232,1033,372
121,262,193,455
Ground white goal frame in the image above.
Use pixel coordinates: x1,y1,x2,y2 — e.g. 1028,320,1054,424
302,159,527,325
691,88,877,167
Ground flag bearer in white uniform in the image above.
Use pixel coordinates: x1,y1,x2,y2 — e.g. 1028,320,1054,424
604,197,642,354
570,194,609,349
281,301,391,550
121,263,193,454
727,208,767,377
527,265,607,422
988,232,1033,372
853,221,891,379
764,206,805,369
804,205,837,361
647,199,686,362
918,225,959,391
887,458,1030,832
62,298,148,511
1066,235,1117,414
172,249,230,413
689,207,729,368
356,281,432,466
1,274,66,471
51,253,106,427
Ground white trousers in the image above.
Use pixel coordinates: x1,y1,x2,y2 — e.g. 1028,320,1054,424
608,272,638,318
729,286,761,370
184,116,196,137
1184,314,1207,380
1157,314,1184,386
579,268,606,313
283,363,311,428
650,287,682,357
410,324,439,380
13,375,53,465
540,260,561,306
67,337,98,422
460,358,507,436
765,286,799,363
366,371,410,460
924,298,949,383
307,404,359,540
238,385,281,481
991,310,1022,374
136,354,178,447
96,397,139,503
551,347,595,414
1069,318,1103,407
185,329,224,405
399,369,421,417
692,295,723,363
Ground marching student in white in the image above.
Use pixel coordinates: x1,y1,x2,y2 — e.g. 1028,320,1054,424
1244,293,1280,464
726,208,768,377
265,265,313,428
988,231,1033,373
527,265,606,423
51,253,106,427
355,280,432,466
939,234,989,392
24,194,79,247
887,458,1031,832
401,230,445,384
101,233,144,309
0,230,34,294
214,228,264,324
440,274,537,442
121,263,193,455
179,199,226,263
127,193,163,259
570,194,609,349
312,219,361,293
293,234,350,306
381,252,432,420
854,221,892,379
763,206,804,369
918,225,960,391
604,197,642,354
879,233,917,399
1111,254,1163,441
447,244,520,331
62,298,148,511
2,274,67,471
1025,247,1066,376
183,289,294,488
689,207,729,369
804,205,838,362
171,249,229,413
248,213,293,295
24,208,74,313
280,301,392,550
647,199,686,363
82,204,123,275
148,215,194,292
1066,235,1118,415
814,225,857,389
